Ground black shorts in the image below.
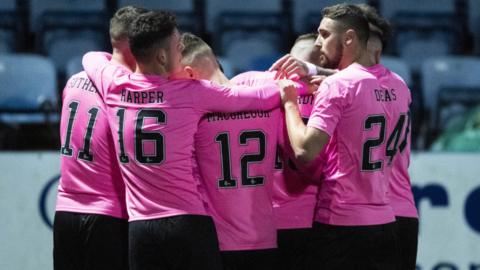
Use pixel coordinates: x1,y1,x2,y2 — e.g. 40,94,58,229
306,222,398,270
53,211,128,270
277,228,313,270
129,214,222,270
221,248,278,270
395,216,419,270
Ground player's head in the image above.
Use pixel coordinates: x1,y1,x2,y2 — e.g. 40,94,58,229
356,4,391,63
315,3,370,69
109,6,149,70
110,6,148,46
171,32,220,80
128,10,184,75
290,33,325,67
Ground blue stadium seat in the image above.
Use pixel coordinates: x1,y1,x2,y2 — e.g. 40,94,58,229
292,0,367,34
206,0,288,72
0,54,58,124
30,0,108,73
468,0,480,54
117,0,205,35
0,0,22,53
398,38,453,72
421,57,480,129
378,0,455,20
206,0,282,32
222,31,283,73
43,29,106,74
65,55,83,79
30,0,106,32
378,0,461,65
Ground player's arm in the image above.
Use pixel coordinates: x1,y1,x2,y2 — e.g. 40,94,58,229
269,54,336,79
82,51,130,97
195,79,288,112
280,80,329,163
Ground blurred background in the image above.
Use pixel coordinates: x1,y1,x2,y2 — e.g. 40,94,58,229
0,1,478,270
0,0,480,150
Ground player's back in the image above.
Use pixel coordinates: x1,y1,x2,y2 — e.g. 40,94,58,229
378,66,418,218
82,52,281,222
57,71,127,219
310,63,396,226
104,76,242,221
233,71,320,229
194,106,280,250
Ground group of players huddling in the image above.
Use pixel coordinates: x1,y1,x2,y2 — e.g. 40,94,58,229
54,3,419,270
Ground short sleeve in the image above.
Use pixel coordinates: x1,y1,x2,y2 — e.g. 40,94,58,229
307,79,348,137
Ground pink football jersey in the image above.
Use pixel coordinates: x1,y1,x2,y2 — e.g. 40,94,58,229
82,52,280,221
57,71,127,219
308,63,399,226
378,67,418,218
194,108,280,251
232,71,320,229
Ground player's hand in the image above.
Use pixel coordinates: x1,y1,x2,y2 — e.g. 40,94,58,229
299,76,322,94
277,79,300,106
309,75,327,90
269,54,308,80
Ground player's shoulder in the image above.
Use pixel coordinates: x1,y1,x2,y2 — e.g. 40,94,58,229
68,71,88,80
385,68,409,88
165,78,214,91
64,71,92,90
231,71,275,85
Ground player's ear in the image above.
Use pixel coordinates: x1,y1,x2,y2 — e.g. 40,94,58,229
156,48,167,66
185,66,195,79
344,29,355,47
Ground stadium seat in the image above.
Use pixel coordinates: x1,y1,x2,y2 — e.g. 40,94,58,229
0,0,22,53
398,37,452,72
30,0,108,73
206,0,288,72
30,0,106,32
468,0,480,54
206,0,283,32
421,57,480,129
378,0,462,66
65,55,83,79
292,0,367,34
117,0,205,35
378,0,455,20
222,31,283,73
0,54,58,124
44,29,106,75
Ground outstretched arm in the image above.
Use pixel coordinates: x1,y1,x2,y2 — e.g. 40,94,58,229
269,54,336,80
82,51,130,98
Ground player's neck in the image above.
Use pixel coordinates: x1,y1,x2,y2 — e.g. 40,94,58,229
209,69,231,85
338,46,376,70
111,46,136,71
135,62,168,77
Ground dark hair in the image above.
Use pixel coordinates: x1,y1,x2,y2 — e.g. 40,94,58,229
128,10,178,63
321,3,370,45
294,33,318,44
356,4,391,48
109,6,149,42
180,32,215,66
